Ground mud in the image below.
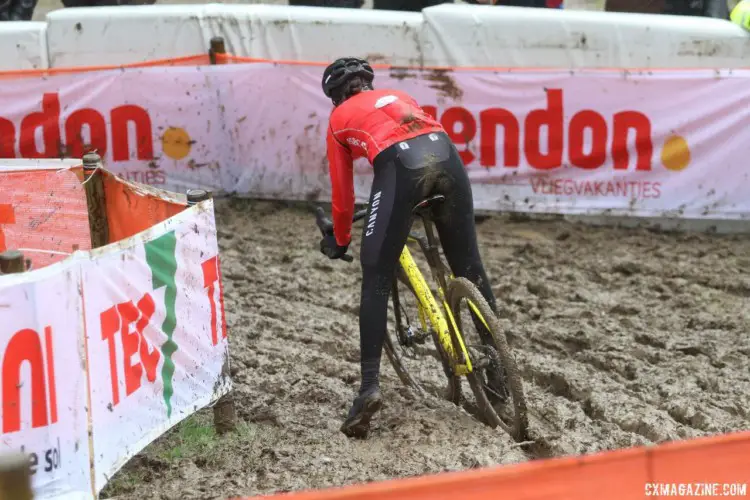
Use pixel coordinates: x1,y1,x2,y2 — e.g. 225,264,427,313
105,198,750,499
422,69,464,101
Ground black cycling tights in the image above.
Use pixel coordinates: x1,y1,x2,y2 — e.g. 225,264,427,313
357,131,498,394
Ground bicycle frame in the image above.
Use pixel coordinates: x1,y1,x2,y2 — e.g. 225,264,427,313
395,214,477,376
322,203,490,378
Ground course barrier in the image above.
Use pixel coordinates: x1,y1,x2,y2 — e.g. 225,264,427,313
0,159,234,499
2,55,750,222
1,4,750,70
0,164,90,269
0,22,48,71
241,430,750,500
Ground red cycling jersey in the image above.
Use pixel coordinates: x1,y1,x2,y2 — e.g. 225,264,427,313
326,88,444,246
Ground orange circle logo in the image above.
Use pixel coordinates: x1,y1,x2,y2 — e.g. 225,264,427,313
661,135,691,172
161,127,192,160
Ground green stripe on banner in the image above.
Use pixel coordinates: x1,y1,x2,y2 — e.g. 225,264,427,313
145,231,178,418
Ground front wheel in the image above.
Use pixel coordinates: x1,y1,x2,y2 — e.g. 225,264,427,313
447,277,529,442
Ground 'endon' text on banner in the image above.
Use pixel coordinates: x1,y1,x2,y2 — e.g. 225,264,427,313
421,89,691,173
0,93,153,161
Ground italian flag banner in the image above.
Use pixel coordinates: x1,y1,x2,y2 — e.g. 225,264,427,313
80,199,231,493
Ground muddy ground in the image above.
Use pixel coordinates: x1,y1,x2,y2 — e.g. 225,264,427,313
103,198,750,499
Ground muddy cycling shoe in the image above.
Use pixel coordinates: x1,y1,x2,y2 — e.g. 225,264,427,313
340,388,383,439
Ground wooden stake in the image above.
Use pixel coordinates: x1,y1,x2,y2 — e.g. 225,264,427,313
82,152,109,249
209,37,227,65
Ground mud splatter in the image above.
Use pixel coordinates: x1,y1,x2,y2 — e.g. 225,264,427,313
389,67,418,81
423,69,463,101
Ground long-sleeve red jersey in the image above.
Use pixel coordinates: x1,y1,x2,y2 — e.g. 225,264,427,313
326,88,444,246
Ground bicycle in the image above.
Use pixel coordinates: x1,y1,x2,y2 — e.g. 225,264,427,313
314,194,529,441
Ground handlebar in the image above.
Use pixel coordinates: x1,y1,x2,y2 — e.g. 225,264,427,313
315,206,368,263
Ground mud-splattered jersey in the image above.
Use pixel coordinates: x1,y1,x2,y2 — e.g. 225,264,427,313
326,88,444,246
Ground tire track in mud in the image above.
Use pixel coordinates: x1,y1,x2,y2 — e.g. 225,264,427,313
105,199,750,499
479,216,750,460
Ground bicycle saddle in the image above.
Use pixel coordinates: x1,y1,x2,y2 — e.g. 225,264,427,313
412,194,445,215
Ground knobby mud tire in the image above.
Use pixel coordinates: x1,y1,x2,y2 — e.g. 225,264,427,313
447,277,529,442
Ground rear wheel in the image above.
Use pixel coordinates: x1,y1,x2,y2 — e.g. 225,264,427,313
447,277,529,441
384,266,460,405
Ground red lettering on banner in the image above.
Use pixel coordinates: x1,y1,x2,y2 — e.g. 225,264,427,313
65,108,108,159
100,293,161,407
0,118,16,157
44,327,58,425
525,89,564,170
421,88,654,171
118,301,142,397
441,107,476,165
19,94,61,158
119,170,167,186
111,105,154,162
135,294,160,383
612,111,652,171
0,93,153,162
480,108,520,168
422,105,437,121
100,306,122,405
0,204,15,252
202,256,227,346
529,178,663,199
2,327,58,434
569,110,608,169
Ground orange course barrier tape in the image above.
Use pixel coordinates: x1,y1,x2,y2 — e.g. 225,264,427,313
101,170,187,244
235,430,750,500
0,51,745,80
0,165,187,269
0,54,212,80
0,167,91,269
214,53,750,73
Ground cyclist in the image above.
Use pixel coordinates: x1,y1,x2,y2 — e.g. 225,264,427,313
318,57,502,438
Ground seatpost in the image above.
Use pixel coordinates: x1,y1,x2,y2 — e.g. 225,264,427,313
421,214,449,293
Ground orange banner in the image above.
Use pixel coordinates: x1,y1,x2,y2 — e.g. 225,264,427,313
0,167,90,269
102,170,186,243
238,431,750,500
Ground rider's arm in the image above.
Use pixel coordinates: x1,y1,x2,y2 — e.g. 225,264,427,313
326,125,354,247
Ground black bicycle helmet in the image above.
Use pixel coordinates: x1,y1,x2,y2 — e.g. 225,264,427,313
322,57,375,100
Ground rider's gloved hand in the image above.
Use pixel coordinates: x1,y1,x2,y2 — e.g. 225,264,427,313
320,233,349,260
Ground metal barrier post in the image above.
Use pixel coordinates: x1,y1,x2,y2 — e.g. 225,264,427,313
0,250,25,274
82,152,109,249
186,189,237,435
0,441,33,499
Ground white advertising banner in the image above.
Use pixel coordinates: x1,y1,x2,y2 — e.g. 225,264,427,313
0,260,93,500
80,199,231,493
220,63,750,220
1,63,749,219
0,67,225,194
